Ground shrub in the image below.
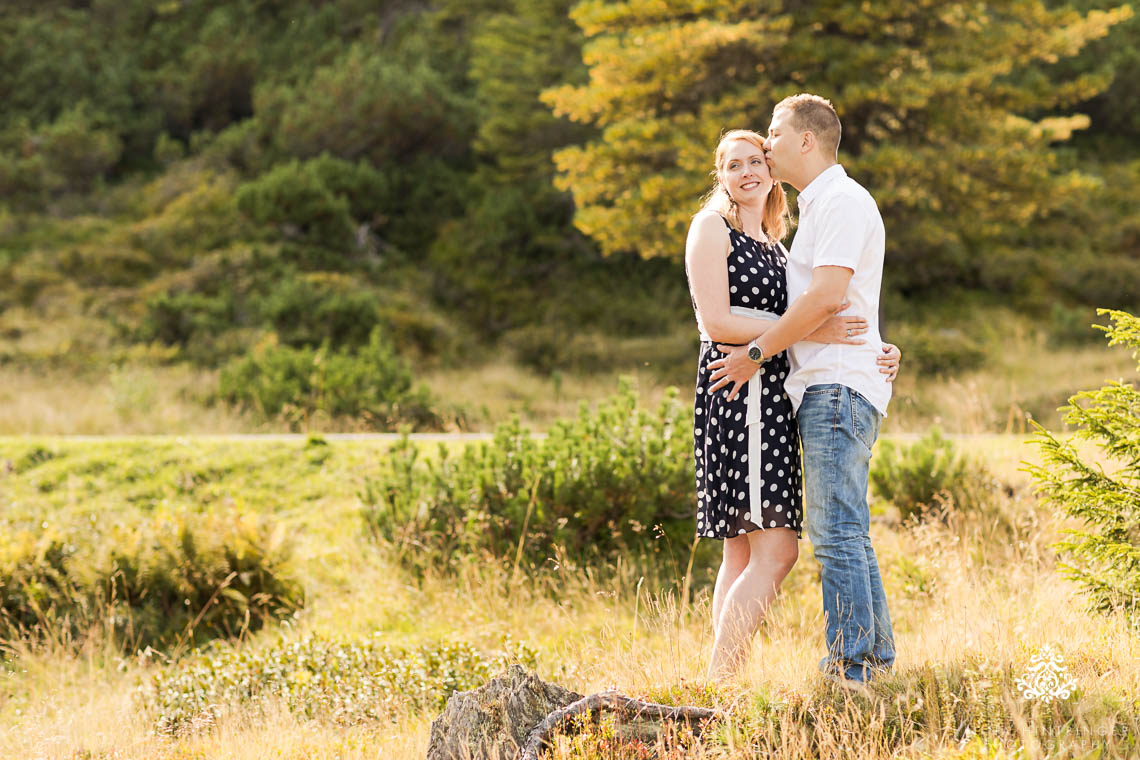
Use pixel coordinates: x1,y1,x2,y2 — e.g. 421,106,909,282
870,429,996,523
0,105,123,206
216,328,438,430
0,509,304,651
149,634,538,734
360,378,699,570
886,324,987,376
254,273,382,349
301,153,388,224
1048,303,1110,346
258,44,471,166
1027,309,1140,628
235,160,354,252
127,172,243,267
138,290,235,347
500,324,610,374
12,444,57,473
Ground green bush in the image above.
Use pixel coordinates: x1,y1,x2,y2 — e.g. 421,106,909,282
258,44,471,166
149,634,538,734
1028,309,1140,628
217,328,438,430
1048,303,1112,346
301,153,389,224
870,430,996,523
128,172,243,267
0,510,304,650
254,273,382,349
886,324,988,376
500,324,611,374
138,289,236,347
0,105,122,207
235,160,354,253
360,378,698,570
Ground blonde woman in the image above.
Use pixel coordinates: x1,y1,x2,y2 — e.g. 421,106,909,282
684,129,900,681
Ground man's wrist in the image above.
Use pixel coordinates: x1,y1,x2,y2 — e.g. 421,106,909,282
747,339,767,364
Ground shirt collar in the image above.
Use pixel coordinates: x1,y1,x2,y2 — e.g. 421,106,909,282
797,164,847,212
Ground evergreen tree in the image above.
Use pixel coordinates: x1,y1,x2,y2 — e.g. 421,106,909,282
1028,309,1140,629
544,1,1129,298
427,0,602,336
1047,0,1140,145
469,0,594,180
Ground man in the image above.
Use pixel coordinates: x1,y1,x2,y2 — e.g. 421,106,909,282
707,93,896,688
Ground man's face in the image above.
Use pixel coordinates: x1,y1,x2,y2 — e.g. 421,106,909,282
762,108,800,182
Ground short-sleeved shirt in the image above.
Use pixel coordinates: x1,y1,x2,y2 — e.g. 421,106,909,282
784,164,891,417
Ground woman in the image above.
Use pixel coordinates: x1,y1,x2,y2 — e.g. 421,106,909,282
684,129,900,681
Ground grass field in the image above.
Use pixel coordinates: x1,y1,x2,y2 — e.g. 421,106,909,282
0,433,1136,759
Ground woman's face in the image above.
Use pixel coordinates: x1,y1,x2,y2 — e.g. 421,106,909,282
719,139,774,204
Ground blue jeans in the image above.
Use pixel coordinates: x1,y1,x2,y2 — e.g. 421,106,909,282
797,383,895,682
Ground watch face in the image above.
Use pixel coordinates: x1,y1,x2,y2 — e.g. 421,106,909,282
748,345,762,361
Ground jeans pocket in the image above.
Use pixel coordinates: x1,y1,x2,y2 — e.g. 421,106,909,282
848,388,881,451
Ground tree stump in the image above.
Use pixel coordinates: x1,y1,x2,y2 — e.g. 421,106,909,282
426,665,722,760
426,664,583,760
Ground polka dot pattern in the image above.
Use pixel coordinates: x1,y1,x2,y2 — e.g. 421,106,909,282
692,216,803,540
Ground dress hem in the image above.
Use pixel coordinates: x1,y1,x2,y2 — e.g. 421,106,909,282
698,524,803,541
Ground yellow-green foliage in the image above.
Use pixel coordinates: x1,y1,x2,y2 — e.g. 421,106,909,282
149,633,538,734
545,1,1130,296
0,507,303,651
883,324,987,377
1028,309,1140,628
0,440,323,649
360,378,702,570
870,429,999,523
216,329,439,430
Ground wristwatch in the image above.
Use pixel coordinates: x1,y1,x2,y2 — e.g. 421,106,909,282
747,340,767,364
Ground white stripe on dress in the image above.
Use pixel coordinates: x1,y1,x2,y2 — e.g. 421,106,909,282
699,305,779,531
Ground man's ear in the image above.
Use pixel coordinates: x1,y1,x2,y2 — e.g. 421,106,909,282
801,130,816,155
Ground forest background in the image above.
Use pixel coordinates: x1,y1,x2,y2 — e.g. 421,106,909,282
1,0,1139,434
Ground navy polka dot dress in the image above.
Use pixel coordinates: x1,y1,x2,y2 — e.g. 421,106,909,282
690,215,803,540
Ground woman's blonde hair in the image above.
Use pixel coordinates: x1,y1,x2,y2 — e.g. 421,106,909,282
700,129,788,242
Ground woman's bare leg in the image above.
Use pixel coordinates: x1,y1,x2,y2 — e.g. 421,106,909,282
707,527,798,682
712,535,751,631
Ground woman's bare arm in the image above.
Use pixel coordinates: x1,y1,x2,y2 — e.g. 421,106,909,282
685,211,779,343
685,211,867,345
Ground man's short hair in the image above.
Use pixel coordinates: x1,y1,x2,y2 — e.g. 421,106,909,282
774,93,841,158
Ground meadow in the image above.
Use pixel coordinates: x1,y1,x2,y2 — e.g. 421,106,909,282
0,424,1136,759
1,309,1135,437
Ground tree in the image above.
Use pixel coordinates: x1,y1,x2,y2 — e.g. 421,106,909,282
1028,309,1140,629
544,1,1129,298
469,0,594,181
427,0,603,336
1046,0,1140,145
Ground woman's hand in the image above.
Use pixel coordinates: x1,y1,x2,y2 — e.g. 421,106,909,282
878,343,901,382
806,302,867,344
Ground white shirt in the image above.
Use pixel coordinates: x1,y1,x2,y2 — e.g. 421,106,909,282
784,164,891,417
